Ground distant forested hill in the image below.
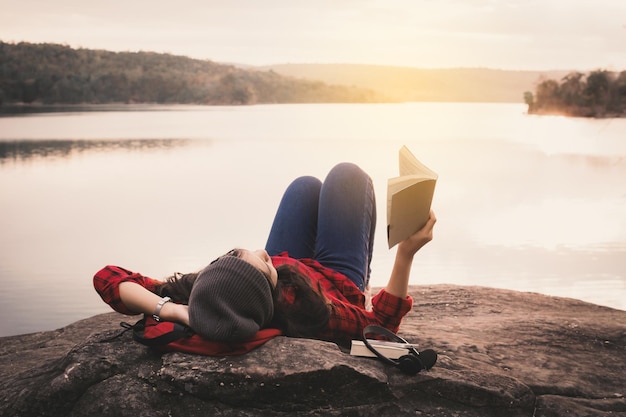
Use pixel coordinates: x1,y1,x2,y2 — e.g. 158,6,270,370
0,41,383,105
1,40,588,107
259,64,570,103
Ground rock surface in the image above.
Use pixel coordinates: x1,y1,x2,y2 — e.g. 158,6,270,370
1,284,625,416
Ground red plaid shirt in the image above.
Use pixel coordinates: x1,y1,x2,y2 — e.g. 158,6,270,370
94,254,412,346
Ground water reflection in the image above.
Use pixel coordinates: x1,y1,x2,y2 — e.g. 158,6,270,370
0,139,199,162
0,104,183,116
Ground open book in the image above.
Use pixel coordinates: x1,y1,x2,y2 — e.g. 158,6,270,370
387,146,438,248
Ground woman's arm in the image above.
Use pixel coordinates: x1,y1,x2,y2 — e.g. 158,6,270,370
93,265,190,325
385,210,436,298
119,282,190,326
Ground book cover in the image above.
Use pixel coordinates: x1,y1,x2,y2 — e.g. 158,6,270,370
387,146,438,248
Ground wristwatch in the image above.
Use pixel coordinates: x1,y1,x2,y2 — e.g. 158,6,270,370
152,296,172,322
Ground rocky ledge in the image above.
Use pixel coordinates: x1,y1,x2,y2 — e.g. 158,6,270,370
1,284,625,417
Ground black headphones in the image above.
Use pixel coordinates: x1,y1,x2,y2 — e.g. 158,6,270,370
362,325,437,375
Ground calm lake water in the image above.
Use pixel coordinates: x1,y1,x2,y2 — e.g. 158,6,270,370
1,102,625,337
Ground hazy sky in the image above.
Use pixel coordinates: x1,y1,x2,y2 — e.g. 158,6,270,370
1,0,624,71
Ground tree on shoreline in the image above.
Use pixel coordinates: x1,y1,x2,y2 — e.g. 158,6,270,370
524,69,626,117
0,41,383,106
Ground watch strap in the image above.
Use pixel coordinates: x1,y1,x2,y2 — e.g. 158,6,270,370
152,296,172,322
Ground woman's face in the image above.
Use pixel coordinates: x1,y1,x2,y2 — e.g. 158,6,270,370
238,249,278,289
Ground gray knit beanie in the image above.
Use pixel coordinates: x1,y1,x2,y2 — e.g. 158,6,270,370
188,256,274,342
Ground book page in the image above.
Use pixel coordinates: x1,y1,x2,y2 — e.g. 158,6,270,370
399,145,437,178
350,340,411,359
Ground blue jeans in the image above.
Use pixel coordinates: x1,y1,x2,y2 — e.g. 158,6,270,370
265,163,376,291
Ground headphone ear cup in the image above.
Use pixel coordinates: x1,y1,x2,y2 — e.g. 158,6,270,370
419,349,438,370
397,355,423,375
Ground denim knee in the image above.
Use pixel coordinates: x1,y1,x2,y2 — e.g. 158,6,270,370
326,162,370,183
290,175,323,193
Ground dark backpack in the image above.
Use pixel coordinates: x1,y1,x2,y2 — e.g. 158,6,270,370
124,315,282,356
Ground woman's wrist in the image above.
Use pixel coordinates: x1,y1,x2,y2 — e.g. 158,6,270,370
396,246,416,262
152,296,171,321
159,302,190,326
